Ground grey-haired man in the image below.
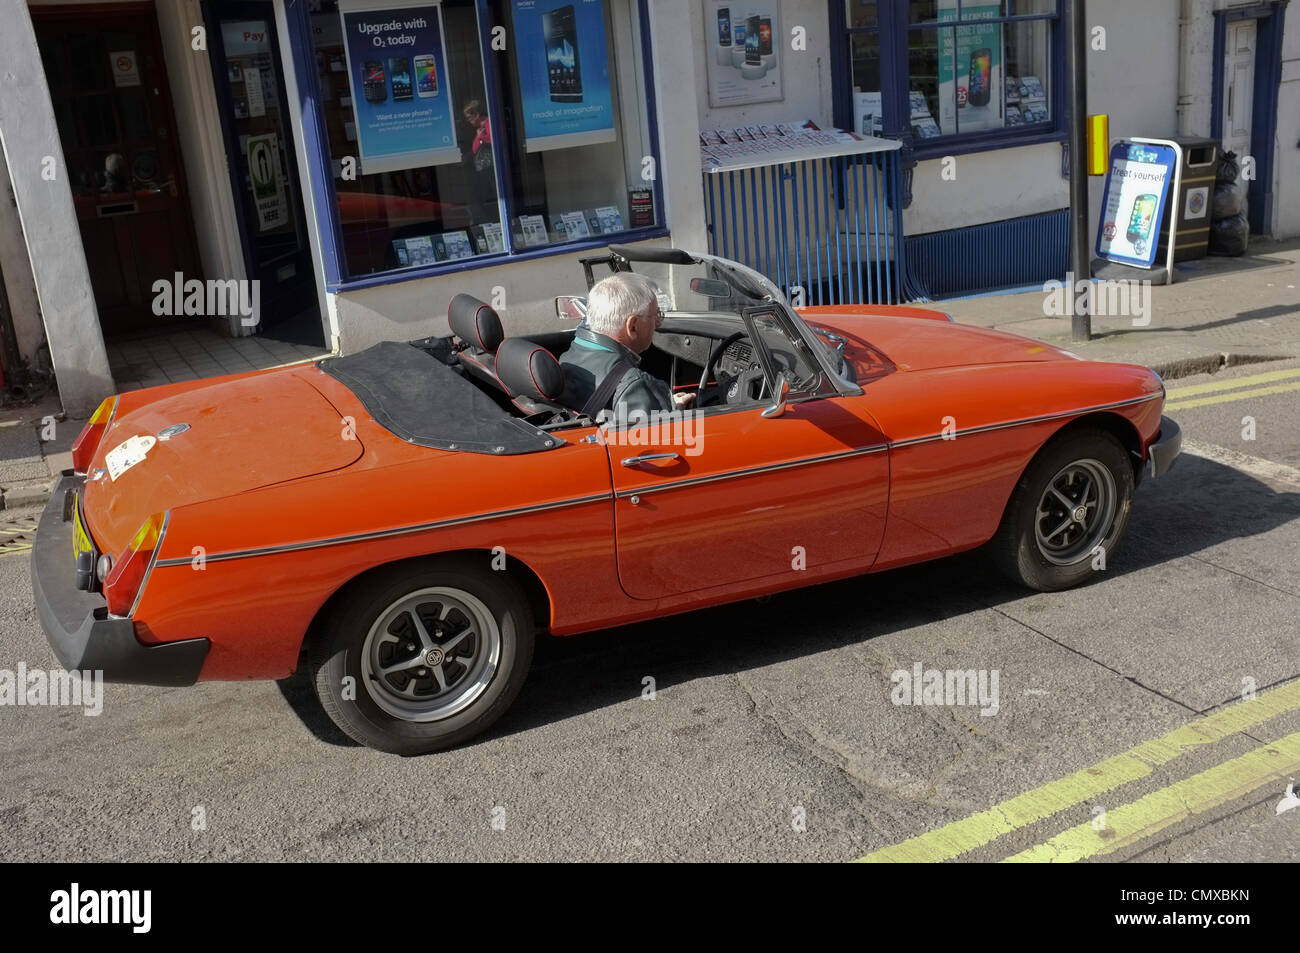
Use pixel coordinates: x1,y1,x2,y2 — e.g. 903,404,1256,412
557,272,696,419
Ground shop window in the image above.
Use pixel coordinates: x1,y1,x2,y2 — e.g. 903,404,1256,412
837,0,1061,154
489,0,659,249
908,3,1053,140
305,0,661,282
311,0,497,275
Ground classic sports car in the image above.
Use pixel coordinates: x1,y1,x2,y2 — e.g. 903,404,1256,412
33,246,1181,754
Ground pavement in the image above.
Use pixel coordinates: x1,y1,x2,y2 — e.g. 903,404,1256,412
941,237,1300,378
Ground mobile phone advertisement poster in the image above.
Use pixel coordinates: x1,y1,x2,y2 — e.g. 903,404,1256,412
937,1,1002,134
704,0,783,108
338,0,459,174
1096,141,1177,268
511,0,616,153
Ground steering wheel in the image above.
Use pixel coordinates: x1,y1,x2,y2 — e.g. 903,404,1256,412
697,330,750,404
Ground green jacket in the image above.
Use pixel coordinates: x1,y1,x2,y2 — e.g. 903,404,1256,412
558,326,674,419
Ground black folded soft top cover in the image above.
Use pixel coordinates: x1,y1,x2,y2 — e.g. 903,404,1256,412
317,341,557,455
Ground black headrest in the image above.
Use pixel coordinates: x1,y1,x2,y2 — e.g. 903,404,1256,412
495,337,567,404
448,294,504,353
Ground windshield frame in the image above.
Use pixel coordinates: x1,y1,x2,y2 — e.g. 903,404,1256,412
603,246,862,397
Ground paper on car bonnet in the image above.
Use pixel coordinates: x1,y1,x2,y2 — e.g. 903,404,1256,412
105,435,157,481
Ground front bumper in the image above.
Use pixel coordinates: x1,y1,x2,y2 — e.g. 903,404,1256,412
31,471,209,686
1147,416,1182,478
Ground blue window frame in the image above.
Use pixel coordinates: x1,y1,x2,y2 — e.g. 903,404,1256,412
831,0,1066,160
282,0,666,291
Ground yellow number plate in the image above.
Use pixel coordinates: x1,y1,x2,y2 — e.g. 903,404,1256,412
71,493,94,563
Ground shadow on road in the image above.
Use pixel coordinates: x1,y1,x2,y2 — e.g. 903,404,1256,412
274,453,1299,751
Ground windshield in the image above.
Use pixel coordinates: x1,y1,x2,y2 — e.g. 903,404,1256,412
617,251,853,384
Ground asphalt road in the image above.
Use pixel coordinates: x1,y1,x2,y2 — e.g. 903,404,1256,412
1,358,1298,863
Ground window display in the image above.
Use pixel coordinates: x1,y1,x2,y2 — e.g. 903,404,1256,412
307,0,660,281
491,0,659,247
838,0,1059,151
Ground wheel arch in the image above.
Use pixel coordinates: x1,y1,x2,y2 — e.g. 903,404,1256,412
1052,411,1145,479
298,549,554,664
994,410,1144,532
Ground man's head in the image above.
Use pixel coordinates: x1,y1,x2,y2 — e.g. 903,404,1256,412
585,273,662,354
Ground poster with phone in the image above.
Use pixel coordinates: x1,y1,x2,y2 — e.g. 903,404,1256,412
1096,141,1177,268
510,0,616,153
704,0,782,107
854,91,883,137
936,1,1001,134
338,0,458,174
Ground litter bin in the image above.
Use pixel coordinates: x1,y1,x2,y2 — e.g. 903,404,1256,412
1156,136,1218,263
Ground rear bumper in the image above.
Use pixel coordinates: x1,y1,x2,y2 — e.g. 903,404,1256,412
31,471,209,686
1147,416,1182,478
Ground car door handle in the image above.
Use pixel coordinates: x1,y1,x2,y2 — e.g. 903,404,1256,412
620,453,680,468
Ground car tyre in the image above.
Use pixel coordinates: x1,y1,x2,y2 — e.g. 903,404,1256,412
993,427,1135,592
309,558,534,755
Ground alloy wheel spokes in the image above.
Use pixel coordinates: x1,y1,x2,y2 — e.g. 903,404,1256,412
1033,458,1118,566
361,588,502,722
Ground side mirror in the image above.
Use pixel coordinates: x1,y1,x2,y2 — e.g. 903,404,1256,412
761,374,791,419
555,296,587,321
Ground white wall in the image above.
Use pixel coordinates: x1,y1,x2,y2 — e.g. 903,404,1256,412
904,144,1068,234
694,0,833,131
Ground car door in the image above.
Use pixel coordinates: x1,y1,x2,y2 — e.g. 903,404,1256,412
605,309,889,601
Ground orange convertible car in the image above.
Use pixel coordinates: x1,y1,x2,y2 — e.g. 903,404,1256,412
34,247,1181,753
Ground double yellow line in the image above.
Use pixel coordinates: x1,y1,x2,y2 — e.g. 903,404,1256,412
857,680,1300,863
1164,366,1300,410
0,523,36,559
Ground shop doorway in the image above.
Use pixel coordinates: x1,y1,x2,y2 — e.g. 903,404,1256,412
1214,3,1287,236
1221,19,1256,200
205,0,325,347
33,4,202,341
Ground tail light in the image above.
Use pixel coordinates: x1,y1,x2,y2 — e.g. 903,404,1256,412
103,512,168,617
71,396,119,473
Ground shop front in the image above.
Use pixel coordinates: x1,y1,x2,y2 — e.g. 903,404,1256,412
0,0,701,413
286,0,688,352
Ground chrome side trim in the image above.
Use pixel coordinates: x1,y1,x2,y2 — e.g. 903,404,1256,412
153,493,611,567
887,393,1163,450
150,393,1160,567
613,443,889,499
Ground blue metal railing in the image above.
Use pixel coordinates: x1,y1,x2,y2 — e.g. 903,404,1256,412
703,145,914,305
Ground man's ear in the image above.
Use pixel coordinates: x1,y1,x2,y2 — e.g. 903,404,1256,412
623,313,642,337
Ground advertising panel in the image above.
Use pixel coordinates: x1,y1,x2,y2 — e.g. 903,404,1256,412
511,0,617,153
338,0,460,174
